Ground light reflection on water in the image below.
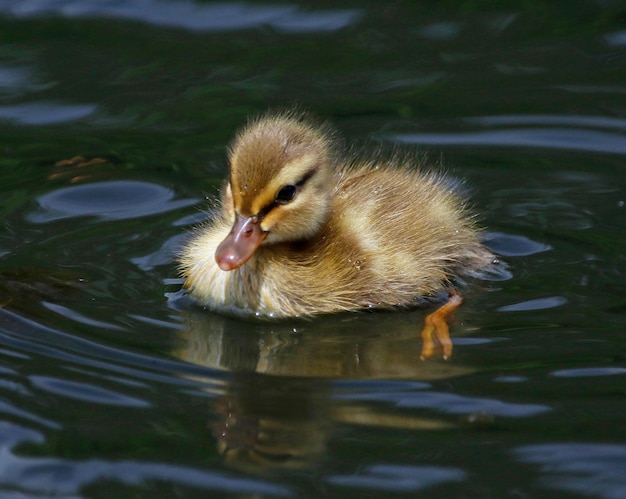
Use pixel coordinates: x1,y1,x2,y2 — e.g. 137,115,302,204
514,444,626,499
0,101,97,125
388,127,626,154
327,464,466,492
1,0,361,32
28,180,197,222
0,420,291,497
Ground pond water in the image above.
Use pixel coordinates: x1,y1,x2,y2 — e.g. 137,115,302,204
1,0,626,497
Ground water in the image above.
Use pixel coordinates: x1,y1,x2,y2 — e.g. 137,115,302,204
1,0,626,497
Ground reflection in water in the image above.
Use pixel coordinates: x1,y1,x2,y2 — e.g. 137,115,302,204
175,310,474,473
175,309,475,379
210,374,333,472
174,309,503,474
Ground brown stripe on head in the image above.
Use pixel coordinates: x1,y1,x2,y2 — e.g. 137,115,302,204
228,112,332,218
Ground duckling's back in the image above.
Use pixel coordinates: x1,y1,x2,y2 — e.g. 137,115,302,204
251,162,495,316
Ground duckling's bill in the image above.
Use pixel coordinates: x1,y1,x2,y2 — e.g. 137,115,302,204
215,213,267,271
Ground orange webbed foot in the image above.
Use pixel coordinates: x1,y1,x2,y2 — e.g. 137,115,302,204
420,291,464,360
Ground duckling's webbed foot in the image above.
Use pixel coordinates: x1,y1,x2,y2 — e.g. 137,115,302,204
419,291,464,360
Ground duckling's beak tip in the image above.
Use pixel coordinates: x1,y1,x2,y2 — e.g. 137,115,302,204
215,215,267,271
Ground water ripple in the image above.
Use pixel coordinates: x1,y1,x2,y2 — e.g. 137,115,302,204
132,233,188,271
327,464,466,492
465,114,626,130
0,308,229,389
498,296,568,312
551,367,626,378
514,443,626,499
389,128,626,155
27,180,197,223
2,0,361,33
415,22,461,41
0,102,96,125
336,388,550,418
387,114,626,155
605,30,626,46
29,375,150,407
0,65,33,91
0,400,60,429
0,421,290,496
484,232,552,257
42,302,127,331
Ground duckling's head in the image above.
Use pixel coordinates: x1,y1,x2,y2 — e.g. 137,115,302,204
216,113,335,271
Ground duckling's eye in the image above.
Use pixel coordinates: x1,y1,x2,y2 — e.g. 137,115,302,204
275,184,297,204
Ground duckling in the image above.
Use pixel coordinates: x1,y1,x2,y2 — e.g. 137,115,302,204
179,111,496,358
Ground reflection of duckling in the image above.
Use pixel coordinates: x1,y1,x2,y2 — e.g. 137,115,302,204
176,314,468,474
210,378,331,473
180,112,496,357
177,311,476,379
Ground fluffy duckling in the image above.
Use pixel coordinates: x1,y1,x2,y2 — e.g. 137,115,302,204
180,112,496,356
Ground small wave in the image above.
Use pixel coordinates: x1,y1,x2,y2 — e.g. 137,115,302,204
1,0,361,33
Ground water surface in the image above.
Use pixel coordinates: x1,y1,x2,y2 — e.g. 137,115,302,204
1,0,625,497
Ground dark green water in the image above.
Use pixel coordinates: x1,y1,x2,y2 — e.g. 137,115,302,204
1,1,626,497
